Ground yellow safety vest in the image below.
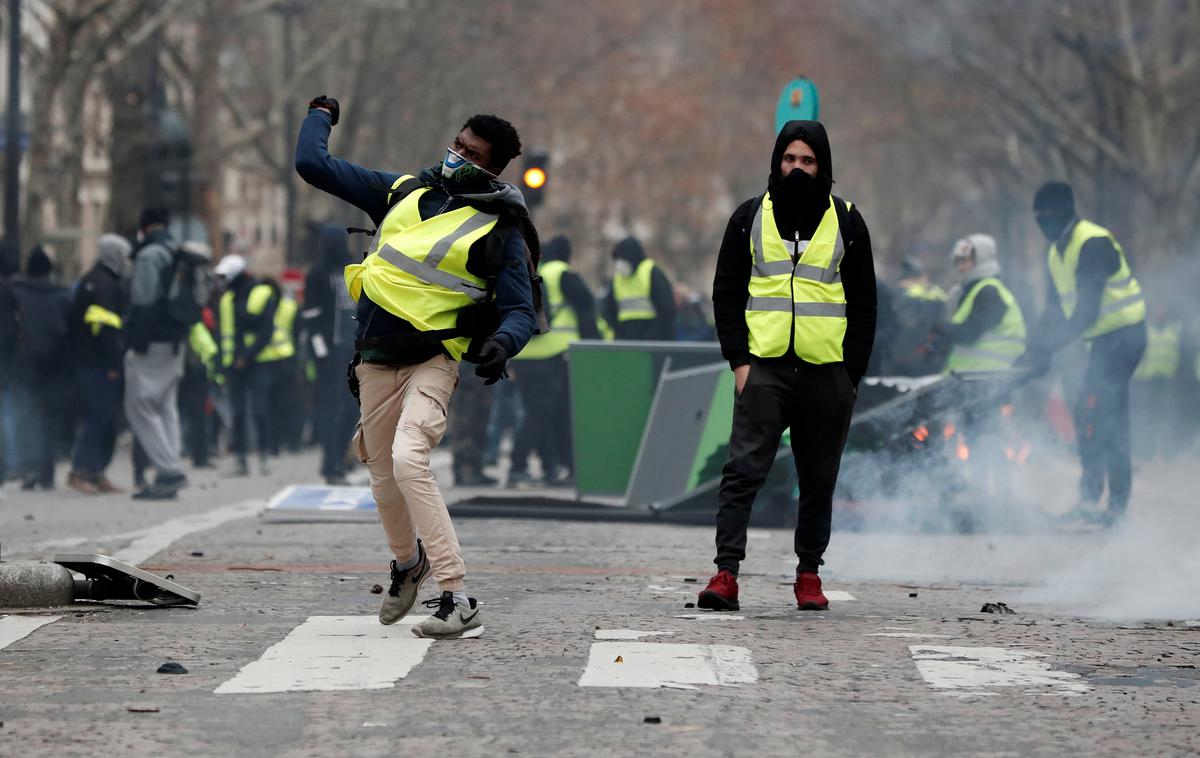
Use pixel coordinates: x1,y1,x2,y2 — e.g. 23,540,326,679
1048,219,1145,339
82,304,122,336
944,278,1026,373
903,282,948,302
746,192,849,364
516,259,575,360
343,175,499,361
1135,324,1181,380
220,285,295,366
613,258,657,322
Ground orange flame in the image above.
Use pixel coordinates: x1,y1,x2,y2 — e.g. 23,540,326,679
1000,404,1014,418
942,422,956,439
955,436,970,461
912,426,930,443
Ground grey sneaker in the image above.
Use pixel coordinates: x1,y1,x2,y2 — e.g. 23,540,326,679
412,591,484,639
379,540,431,625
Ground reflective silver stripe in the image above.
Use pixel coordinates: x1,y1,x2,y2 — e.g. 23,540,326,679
746,298,846,317
1099,292,1145,317
794,263,841,285
377,244,489,302
793,302,846,317
755,259,794,277
618,297,653,314
751,199,765,269
745,296,792,312
423,211,498,268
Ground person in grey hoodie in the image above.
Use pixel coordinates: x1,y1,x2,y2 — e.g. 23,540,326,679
124,208,189,500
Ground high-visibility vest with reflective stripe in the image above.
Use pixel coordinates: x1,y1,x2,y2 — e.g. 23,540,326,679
944,277,1026,373
746,192,849,364
516,259,575,360
1135,324,1181,380
220,284,294,365
1048,219,1145,339
613,258,657,322
189,321,218,366
343,175,498,361
903,282,948,302
260,295,297,362
82,304,122,336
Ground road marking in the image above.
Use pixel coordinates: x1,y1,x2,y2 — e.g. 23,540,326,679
595,629,676,640
825,590,856,601
909,645,1089,695
579,642,757,689
39,499,264,566
868,632,950,639
214,615,433,694
0,615,60,650
675,614,745,621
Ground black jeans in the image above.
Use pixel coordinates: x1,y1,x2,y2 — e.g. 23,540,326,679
714,356,855,575
178,364,209,467
72,367,122,476
511,356,573,475
229,362,275,461
1075,322,1146,512
315,350,359,477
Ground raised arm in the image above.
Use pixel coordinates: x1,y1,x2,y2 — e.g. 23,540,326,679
294,106,402,226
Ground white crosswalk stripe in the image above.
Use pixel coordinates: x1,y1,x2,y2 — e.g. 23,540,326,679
909,645,1089,695
215,615,433,694
0,615,60,650
578,642,758,689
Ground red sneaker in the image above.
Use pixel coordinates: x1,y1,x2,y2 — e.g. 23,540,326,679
794,572,828,610
697,569,740,611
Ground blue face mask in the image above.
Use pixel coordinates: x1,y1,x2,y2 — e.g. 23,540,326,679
441,148,496,187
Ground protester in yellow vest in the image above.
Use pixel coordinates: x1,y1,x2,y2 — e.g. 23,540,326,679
939,234,1026,507
508,235,601,487
942,234,1026,374
297,96,538,640
214,254,292,477
600,237,676,340
1019,181,1147,527
700,120,877,613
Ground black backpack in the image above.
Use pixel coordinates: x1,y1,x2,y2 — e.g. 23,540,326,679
159,243,210,328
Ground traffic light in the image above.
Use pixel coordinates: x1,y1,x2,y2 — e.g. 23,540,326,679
522,151,548,210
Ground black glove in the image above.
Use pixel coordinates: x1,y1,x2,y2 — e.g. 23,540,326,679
473,337,509,385
308,95,340,125
1013,350,1050,379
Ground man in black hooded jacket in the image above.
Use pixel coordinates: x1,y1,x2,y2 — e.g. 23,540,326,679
699,120,876,612
303,224,360,484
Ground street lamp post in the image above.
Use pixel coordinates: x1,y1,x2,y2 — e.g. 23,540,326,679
4,0,21,252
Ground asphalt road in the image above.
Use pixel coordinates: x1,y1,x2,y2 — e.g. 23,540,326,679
1,451,1198,757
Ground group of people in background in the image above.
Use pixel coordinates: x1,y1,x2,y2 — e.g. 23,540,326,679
0,199,705,500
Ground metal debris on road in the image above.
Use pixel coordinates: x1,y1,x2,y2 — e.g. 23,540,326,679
980,602,1016,614
157,662,188,674
370,584,384,594
189,551,204,557
909,592,919,598
644,717,662,724
127,706,160,713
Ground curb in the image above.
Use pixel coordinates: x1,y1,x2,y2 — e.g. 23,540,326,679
0,561,75,609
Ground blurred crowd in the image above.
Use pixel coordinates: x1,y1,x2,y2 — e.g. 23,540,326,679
0,207,716,499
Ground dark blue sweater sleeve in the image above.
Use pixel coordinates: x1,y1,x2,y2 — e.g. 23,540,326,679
294,109,402,226
491,230,537,356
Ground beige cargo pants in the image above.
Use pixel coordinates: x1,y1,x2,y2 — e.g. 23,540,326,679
352,355,465,592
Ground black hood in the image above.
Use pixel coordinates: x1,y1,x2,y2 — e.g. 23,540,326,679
770,120,833,188
767,120,834,239
611,236,645,265
542,235,571,264
315,223,351,271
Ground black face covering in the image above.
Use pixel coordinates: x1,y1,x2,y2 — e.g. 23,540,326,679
1037,213,1071,242
769,168,829,238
